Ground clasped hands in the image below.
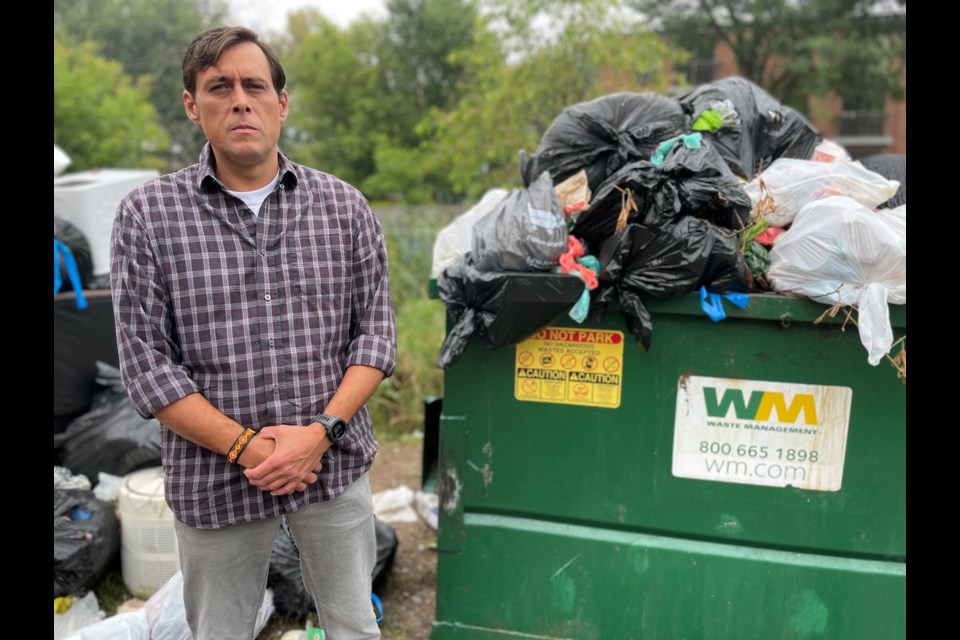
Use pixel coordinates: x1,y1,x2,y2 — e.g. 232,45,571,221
239,423,330,496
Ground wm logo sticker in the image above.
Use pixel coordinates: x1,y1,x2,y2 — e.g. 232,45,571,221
703,387,819,426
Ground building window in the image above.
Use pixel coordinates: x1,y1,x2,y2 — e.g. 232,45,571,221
838,95,887,137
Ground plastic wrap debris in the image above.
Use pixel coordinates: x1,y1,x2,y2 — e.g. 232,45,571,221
55,466,93,491
592,220,749,350
150,572,272,640
520,92,687,192
650,132,702,166
700,287,750,322
59,572,273,640
556,236,600,323
269,517,398,614
573,136,751,245
54,489,120,598
431,188,509,278
554,169,592,220
54,592,106,640
812,139,852,163
859,153,906,209
436,256,585,368
691,99,741,132
679,77,821,179
61,363,162,481
93,473,122,503
373,485,419,523
61,612,149,640
743,159,900,227
472,172,568,272
414,491,440,531
754,227,785,247
768,197,906,365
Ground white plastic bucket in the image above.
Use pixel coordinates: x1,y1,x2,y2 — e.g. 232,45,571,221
117,467,180,598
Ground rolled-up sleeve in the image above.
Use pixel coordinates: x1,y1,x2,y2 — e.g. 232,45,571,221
110,199,199,418
346,201,397,377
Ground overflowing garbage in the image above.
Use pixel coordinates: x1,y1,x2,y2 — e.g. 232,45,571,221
433,76,906,370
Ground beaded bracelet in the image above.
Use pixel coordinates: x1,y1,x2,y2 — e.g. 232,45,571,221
227,428,257,464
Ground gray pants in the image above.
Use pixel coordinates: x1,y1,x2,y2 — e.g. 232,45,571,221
174,474,381,640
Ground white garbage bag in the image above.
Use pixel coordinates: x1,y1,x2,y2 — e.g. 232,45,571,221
745,158,900,227
768,197,905,365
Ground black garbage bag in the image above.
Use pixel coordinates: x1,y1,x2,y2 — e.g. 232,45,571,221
679,77,821,179
54,488,120,597
60,362,162,481
520,92,688,192
54,291,120,437
593,220,749,350
573,136,751,246
860,154,906,209
472,171,568,272
437,255,585,369
268,516,400,615
55,216,94,292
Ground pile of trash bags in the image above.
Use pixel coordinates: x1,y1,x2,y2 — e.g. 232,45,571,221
433,77,906,366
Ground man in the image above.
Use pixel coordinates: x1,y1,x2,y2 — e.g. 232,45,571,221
110,26,396,639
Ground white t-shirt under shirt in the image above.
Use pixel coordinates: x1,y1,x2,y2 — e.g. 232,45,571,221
225,171,281,217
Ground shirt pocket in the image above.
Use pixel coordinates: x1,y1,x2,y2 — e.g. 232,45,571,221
292,242,352,314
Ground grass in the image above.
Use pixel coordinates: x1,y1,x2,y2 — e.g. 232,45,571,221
93,571,133,614
369,203,461,437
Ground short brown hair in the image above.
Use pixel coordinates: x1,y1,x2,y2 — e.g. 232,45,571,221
182,26,286,96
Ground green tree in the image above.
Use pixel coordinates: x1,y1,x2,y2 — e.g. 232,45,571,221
54,0,228,168
633,0,906,108
378,0,478,147
423,0,683,199
280,1,478,202
280,11,384,189
54,40,169,171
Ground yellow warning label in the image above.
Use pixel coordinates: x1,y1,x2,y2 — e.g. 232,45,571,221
515,327,624,408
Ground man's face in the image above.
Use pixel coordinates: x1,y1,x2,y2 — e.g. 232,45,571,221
183,42,288,173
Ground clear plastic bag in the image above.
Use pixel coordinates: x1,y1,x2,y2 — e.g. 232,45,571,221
768,197,906,365
55,592,106,640
431,189,508,277
744,159,900,227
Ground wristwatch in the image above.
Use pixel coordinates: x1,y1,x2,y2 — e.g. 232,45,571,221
312,412,348,443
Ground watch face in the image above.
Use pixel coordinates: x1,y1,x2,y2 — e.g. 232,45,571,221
331,422,347,440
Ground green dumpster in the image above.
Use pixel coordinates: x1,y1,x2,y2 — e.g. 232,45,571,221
431,292,905,639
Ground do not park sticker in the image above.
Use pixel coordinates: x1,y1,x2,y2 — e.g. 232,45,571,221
515,327,624,408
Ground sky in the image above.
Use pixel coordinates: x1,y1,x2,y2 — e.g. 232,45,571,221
227,0,387,35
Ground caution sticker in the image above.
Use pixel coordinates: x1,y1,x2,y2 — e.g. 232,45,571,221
515,327,624,408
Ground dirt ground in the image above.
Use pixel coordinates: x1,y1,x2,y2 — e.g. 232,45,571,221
258,438,437,639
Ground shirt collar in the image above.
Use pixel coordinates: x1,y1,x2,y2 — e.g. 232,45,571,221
197,142,299,192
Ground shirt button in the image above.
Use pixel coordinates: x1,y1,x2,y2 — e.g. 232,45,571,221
260,249,266,256
264,294,272,301
273,385,279,395
268,339,275,347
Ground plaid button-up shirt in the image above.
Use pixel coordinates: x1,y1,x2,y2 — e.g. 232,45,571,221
110,144,396,528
